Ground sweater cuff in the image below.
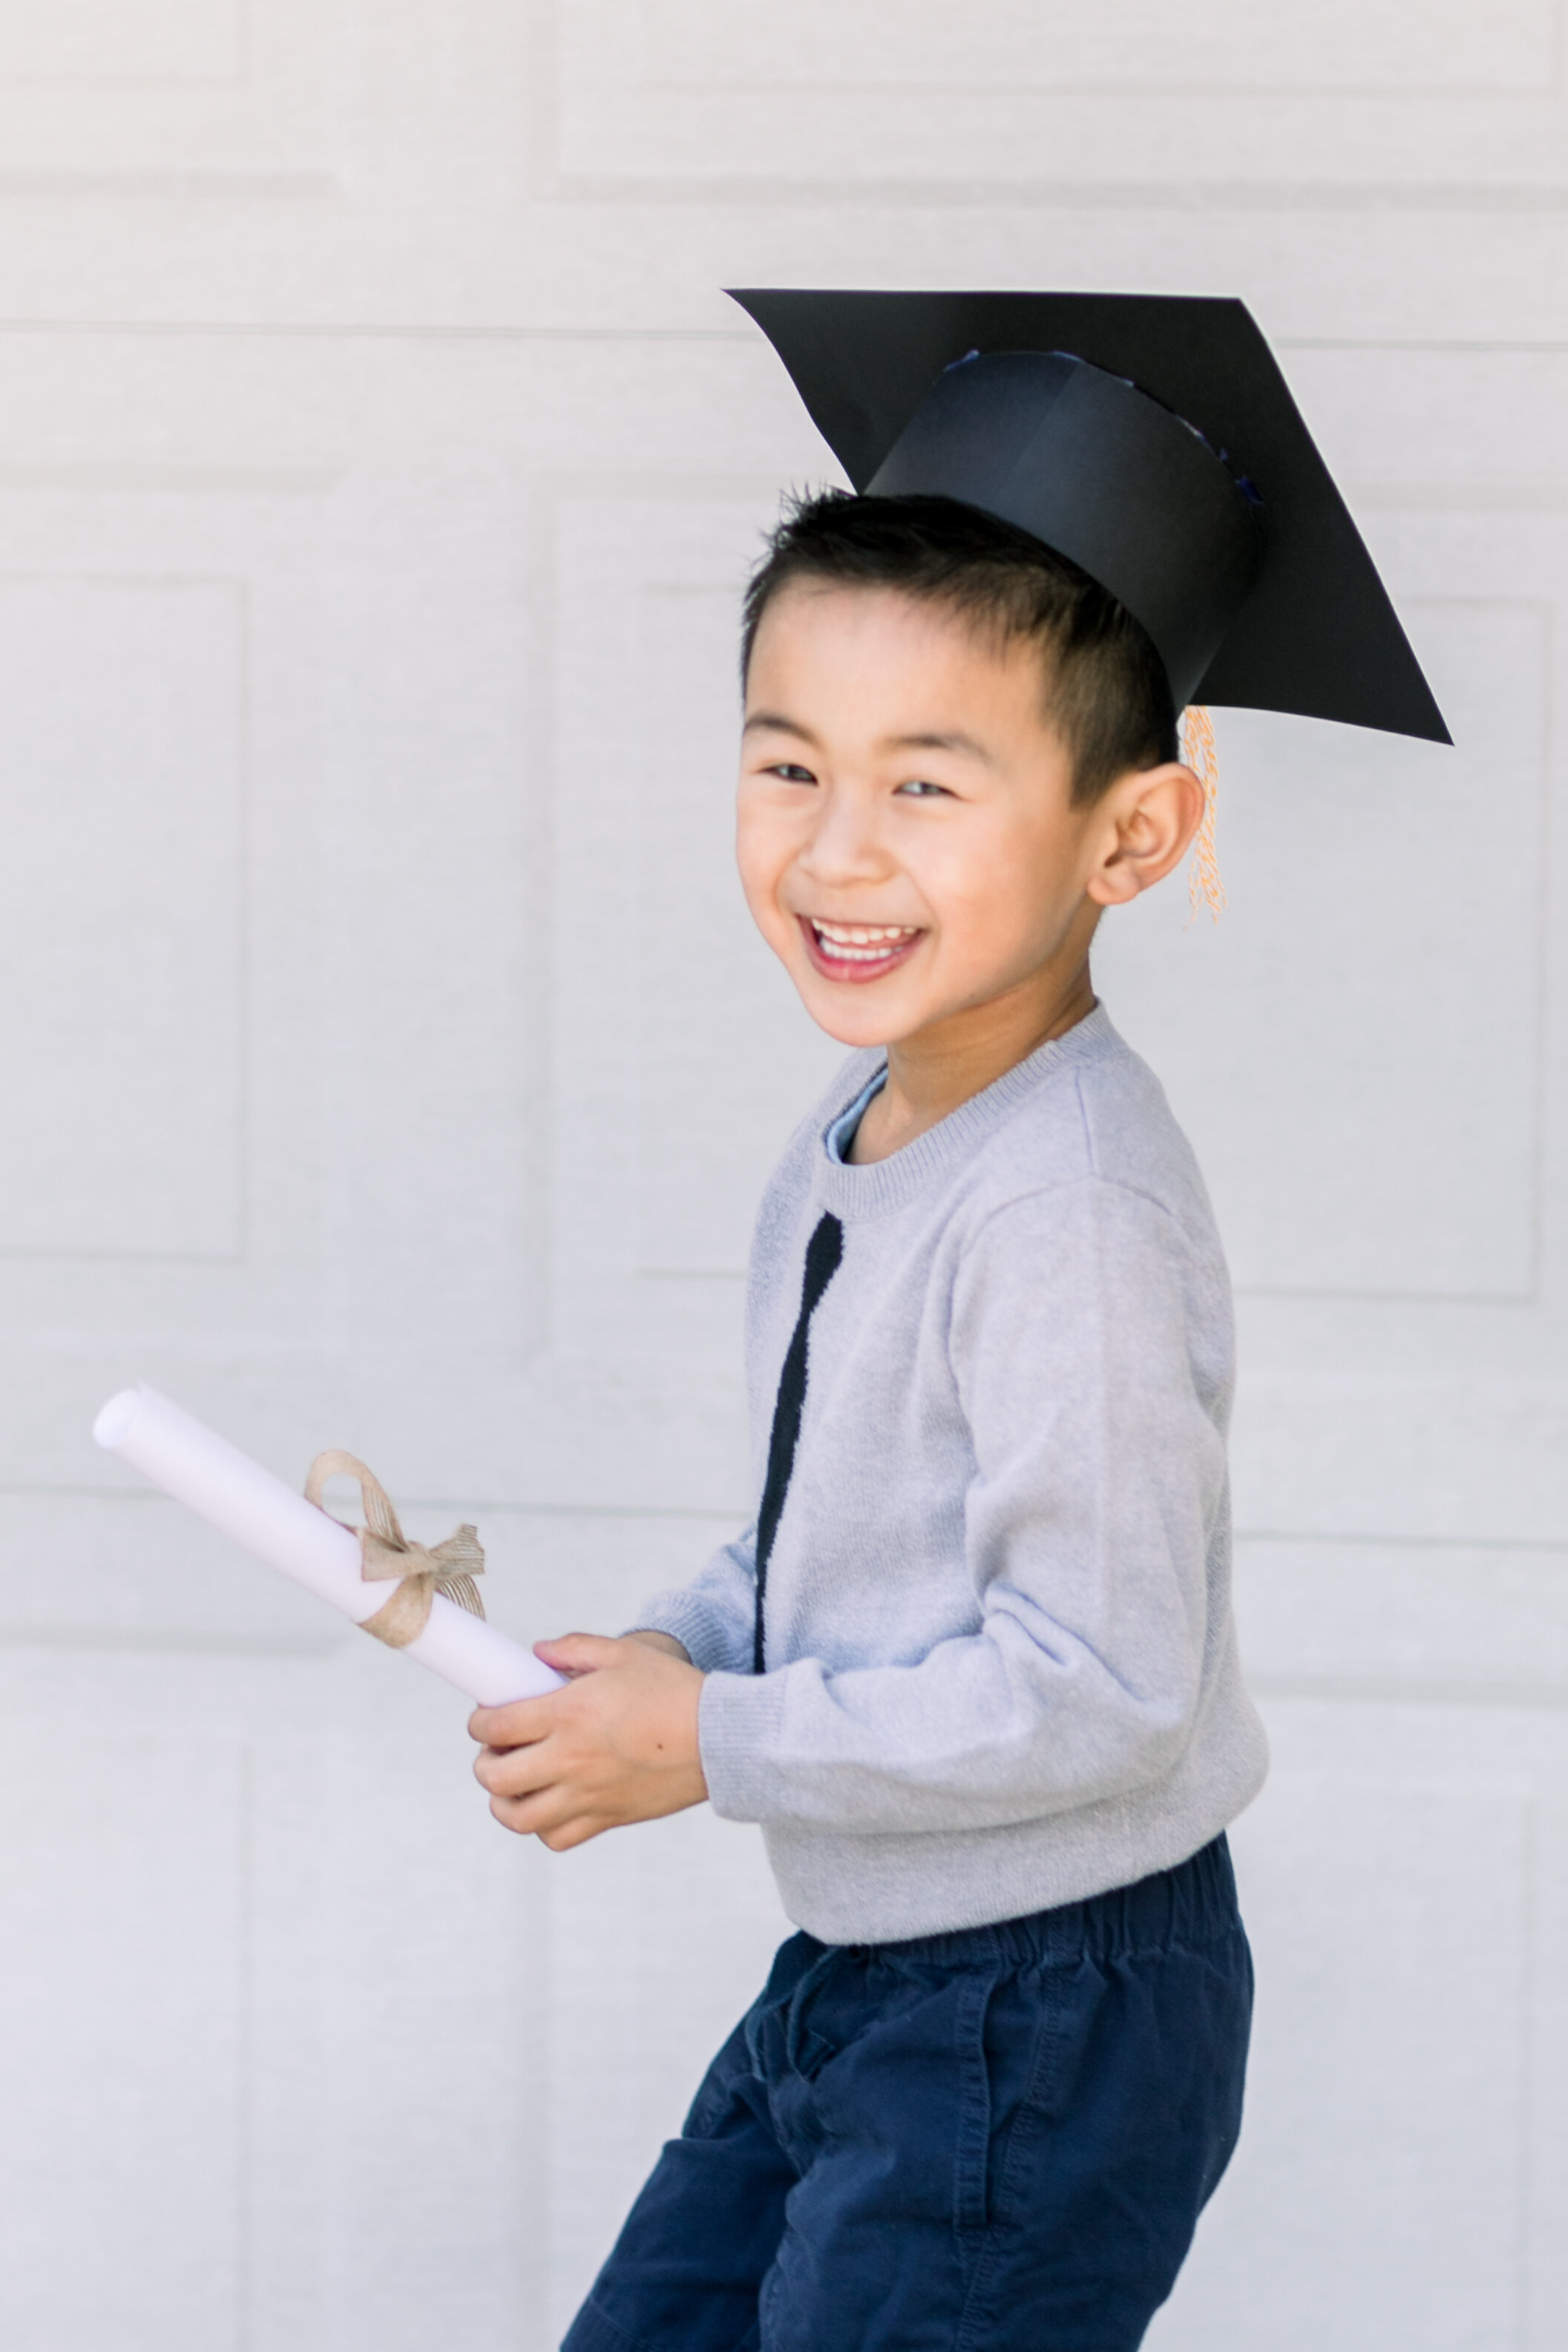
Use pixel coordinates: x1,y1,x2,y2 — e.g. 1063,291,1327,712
698,1668,790,1823
622,1590,749,1677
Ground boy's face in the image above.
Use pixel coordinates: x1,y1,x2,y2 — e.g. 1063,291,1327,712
738,581,1129,1052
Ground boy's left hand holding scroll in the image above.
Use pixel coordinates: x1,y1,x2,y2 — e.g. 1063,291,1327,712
470,1631,706,1850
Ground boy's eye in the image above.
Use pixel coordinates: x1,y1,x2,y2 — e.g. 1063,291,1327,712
896,778,951,799
768,762,817,784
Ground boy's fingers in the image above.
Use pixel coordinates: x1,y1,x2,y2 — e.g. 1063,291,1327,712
537,1814,606,1853
534,1631,630,1674
473,1737,559,1798
468,1633,621,1743
470,1633,669,1750
468,1693,558,1747
489,1789,608,1850
488,1783,581,1838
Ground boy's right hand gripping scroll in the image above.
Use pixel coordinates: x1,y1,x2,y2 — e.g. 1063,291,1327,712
469,1631,706,1851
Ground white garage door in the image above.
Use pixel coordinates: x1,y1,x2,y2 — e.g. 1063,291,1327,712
0,4,1563,2345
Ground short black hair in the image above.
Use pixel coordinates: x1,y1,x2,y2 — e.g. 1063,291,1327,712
741,490,1178,805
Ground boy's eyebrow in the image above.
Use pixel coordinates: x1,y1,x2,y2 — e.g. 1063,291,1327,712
742,715,997,764
742,710,818,741
882,728,995,764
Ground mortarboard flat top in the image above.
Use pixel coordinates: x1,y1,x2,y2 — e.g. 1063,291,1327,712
729,288,1449,746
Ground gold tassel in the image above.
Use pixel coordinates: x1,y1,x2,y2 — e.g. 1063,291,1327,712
1179,705,1226,923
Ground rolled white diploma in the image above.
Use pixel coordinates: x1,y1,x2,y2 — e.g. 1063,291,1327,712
92,1384,565,1704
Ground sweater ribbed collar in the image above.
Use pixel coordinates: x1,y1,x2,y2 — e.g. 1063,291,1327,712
810,1000,1119,1221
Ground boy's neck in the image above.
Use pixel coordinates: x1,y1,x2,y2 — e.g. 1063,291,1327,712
850,957,1098,1165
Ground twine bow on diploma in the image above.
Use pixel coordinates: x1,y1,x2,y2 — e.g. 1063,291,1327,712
304,1449,485,1648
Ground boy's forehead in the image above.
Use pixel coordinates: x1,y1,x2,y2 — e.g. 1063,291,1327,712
749,580,1036,690
746,586,1060,753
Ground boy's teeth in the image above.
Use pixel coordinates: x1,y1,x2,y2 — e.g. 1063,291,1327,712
813,920,917,961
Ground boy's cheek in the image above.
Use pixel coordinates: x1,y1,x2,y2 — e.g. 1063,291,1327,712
733,842,798,960
735,783,802,879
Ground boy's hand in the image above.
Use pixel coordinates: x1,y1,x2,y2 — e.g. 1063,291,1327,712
468,1632,706,1851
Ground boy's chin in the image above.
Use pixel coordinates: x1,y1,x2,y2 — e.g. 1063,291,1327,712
794,976,922,1052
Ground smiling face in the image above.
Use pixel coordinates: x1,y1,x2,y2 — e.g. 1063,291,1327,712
737,580,1123,1061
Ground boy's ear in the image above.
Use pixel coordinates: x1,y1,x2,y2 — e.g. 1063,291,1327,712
1086,762,1206,907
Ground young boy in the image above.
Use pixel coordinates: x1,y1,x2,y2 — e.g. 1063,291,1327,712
470,292,1448,2350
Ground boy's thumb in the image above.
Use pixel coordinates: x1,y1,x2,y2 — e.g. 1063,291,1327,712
534,1632,621,1675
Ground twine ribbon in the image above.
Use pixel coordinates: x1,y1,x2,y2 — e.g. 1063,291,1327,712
304,1449,485,1649
1179,705,1227,924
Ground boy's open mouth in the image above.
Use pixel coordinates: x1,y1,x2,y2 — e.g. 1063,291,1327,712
800,916,923,983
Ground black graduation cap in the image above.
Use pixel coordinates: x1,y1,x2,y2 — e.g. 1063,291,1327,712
729,288,1449,745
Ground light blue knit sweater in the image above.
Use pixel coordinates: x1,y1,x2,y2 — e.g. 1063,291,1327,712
633,1004,1268,1944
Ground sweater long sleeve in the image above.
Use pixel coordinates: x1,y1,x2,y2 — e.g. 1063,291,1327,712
631,1006,1267,1942
636,1524,759,1678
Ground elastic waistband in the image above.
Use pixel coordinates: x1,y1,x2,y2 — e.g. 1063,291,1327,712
856,1835,1240,1969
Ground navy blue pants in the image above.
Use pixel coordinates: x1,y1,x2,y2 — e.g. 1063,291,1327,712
563,1836,1251,2351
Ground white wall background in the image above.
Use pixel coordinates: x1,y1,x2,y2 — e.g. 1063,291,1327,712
0,3,1564,2345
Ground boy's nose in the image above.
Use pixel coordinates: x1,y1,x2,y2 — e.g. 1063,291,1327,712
797,792,890,885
